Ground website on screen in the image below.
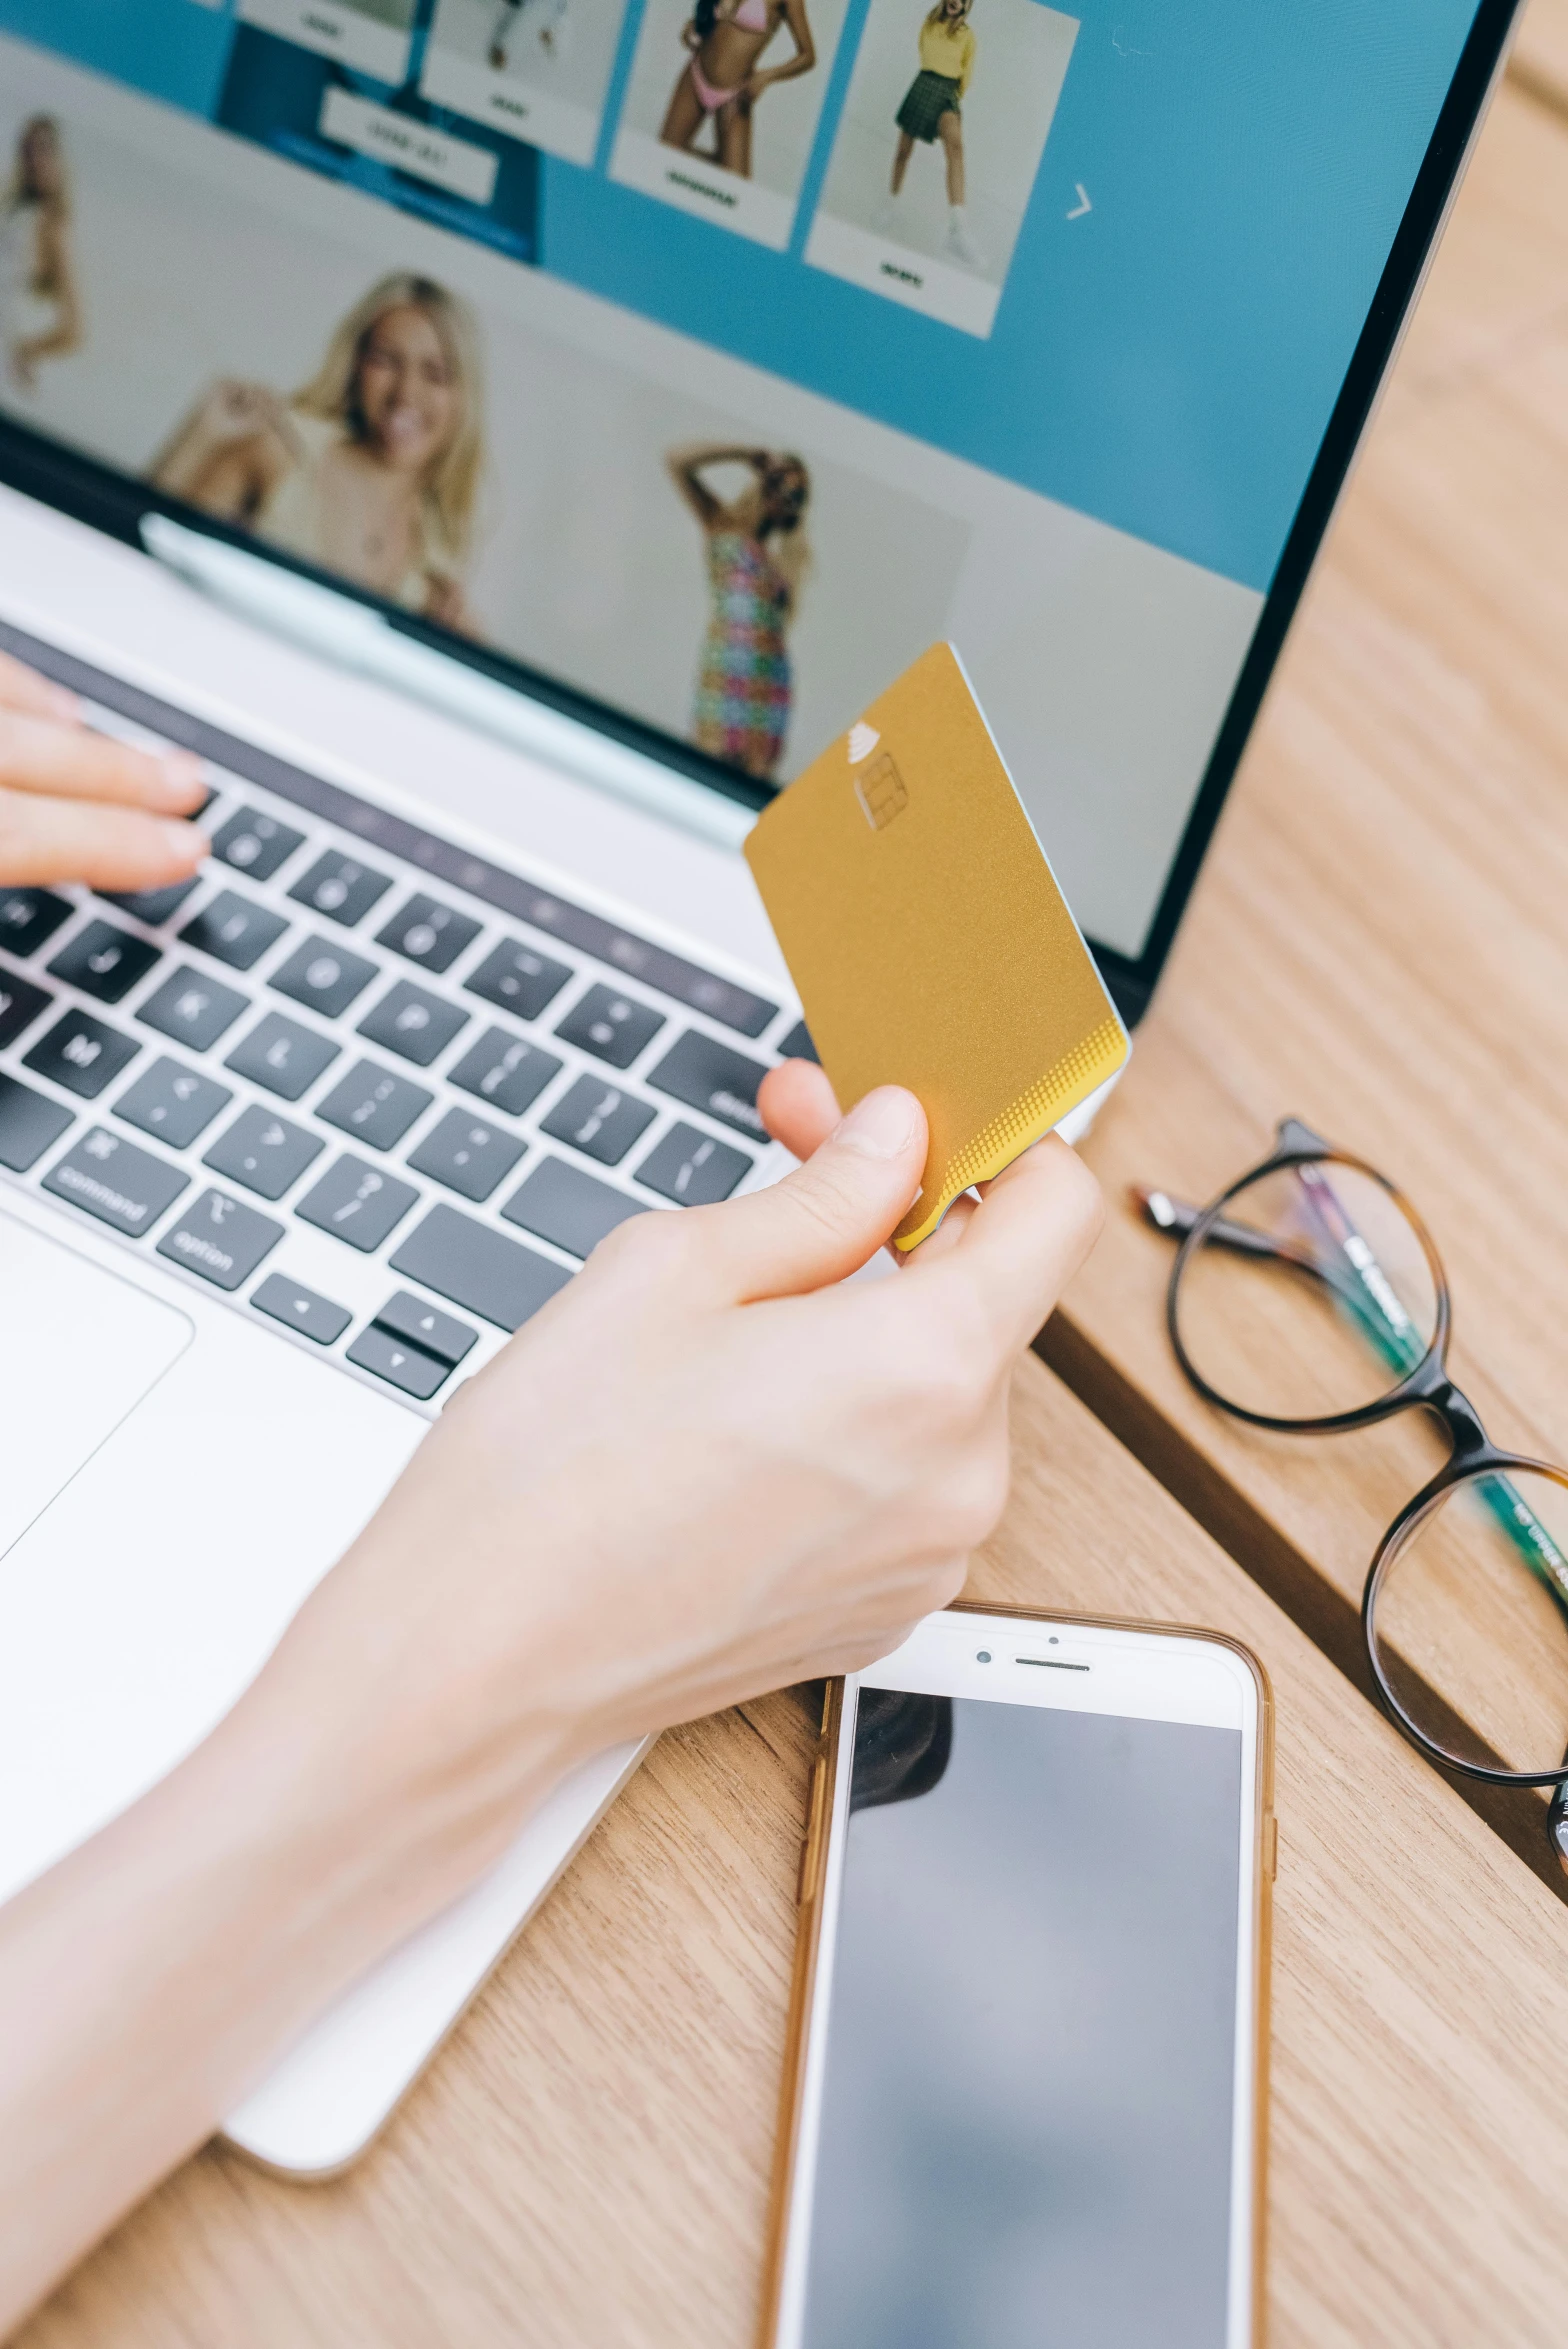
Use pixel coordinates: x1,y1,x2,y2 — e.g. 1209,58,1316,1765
0,0,1476,953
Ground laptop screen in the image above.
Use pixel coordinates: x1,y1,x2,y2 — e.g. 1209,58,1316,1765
0,1,1494,977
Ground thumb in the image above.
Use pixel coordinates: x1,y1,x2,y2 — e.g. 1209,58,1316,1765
688,1084,926,1303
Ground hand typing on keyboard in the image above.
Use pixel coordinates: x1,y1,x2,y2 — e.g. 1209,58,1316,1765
0,1068,1102,2324
0,651,209,889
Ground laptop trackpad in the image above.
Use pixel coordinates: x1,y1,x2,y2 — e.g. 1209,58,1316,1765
0,1211,193,1557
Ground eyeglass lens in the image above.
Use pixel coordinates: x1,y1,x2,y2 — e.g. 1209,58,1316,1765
1370,1466,1568,1778
1172,1159,1439,1422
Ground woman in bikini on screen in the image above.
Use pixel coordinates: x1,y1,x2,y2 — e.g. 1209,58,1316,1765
0,116,81,394
668,442,810,780
659,0,815,179
151,272,484,635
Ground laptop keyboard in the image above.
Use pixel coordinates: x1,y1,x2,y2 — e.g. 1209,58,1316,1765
0,636,809,1410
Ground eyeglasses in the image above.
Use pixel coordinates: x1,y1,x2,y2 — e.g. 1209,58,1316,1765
1141,1117,1568,1864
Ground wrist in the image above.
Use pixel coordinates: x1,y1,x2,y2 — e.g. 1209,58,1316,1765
222,1518,603,1939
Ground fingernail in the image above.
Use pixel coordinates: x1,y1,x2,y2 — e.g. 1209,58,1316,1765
159,752,206,799
834,1086,921,1159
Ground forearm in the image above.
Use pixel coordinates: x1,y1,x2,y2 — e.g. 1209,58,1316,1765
149,425,217,502
759,44,813,85
0,1618,572,2334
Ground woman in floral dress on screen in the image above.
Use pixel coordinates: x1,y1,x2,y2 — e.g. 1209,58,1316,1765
668,443,810,780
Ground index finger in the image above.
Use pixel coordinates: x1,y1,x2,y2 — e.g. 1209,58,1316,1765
901,1133,1105,1358
0,712,206,813
0,650,77,725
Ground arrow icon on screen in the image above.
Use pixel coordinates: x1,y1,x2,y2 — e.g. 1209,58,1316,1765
1067,184,1091,219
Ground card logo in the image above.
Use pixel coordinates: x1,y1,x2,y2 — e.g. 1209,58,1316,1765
847,721,880,765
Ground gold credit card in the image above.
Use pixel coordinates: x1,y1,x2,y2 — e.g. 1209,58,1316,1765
744,642,1128,1250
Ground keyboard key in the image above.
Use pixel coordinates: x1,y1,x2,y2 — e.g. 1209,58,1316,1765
99,876,201,927
637,1123,753,1206
180,890,289,972
501,1157,648,1260
251,1271,352,1346
157,1188,283,1290
43,1126,188,1237
203,1104,324,1200
776,1018,817,1063
377,893,481,974
346,1324,451,1401
647,1030,768,1141
212,806,306,881
448,1027,561,1118
511,889,775,1037
407,1107,525,1203
289,851,392,929
295,1154,420,1252
270,935,379,1020
0,1072,74,1171
357,979,467,1068
137,964,250,1052
465,937,571,1022
0,972,52,1050
115,1057,231,1148
374,1288,478,1365
390,1202,571,1333
47,918,160,1005
0,887,72,957
24,1008,139,1099
555,983,664,1071
317,1059,431,1151
538,1075,654,1166
224,1012,339,1102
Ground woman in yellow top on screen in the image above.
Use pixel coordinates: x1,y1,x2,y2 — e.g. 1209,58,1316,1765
887,0,980,267
660,0,816,180
151,273,483,635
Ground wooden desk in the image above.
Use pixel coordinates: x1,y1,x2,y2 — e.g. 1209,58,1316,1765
21,1352,1568,2349
24,34,1568,2349
1044,59,1568,1883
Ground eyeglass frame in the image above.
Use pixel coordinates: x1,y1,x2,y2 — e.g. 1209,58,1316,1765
1160,1115,1568,1798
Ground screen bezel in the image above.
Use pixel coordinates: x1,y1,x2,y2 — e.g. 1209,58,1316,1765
0,0,1520,1023
767,1604,1269,2349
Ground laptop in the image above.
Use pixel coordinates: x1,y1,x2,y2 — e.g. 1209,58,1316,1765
0,0,1517,2176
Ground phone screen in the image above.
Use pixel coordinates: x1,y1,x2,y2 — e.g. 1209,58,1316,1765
799,1686,1245,2349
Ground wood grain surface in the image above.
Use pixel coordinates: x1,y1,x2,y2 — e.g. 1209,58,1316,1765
1045,69,1568,1882
21,1353,1568,2349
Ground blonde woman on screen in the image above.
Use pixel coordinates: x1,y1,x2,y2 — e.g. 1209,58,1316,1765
669,442,809,780
0,116,81,393
152,274,483,633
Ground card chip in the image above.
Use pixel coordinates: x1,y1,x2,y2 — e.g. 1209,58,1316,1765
854,753,908,833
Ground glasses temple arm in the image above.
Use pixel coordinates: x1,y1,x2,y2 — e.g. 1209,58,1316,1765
1138,1191,1568,1618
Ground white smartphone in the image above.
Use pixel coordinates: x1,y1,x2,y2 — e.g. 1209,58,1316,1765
761,1602,1275,2349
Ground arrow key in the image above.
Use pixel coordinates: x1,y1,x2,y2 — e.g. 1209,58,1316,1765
251,1272,352,1347
346,1324,452,1401
373,1288,478,1367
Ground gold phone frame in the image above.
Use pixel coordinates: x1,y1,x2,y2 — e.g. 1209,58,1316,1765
756,1601,1276,2348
